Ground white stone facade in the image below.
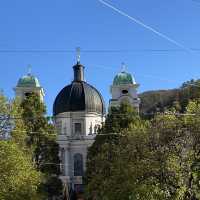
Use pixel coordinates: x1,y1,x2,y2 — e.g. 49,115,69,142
14,86,45,102
109,83,140,112
55,111,104,191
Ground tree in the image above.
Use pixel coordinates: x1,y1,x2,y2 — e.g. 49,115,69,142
20,93,63,199
0,141,42,200
85,100,200,200
181,99,200,199
85,103,150,200
0,93,27,148
0,94,13,140
139,79,200,116
141,102,200,200
0,93,43,199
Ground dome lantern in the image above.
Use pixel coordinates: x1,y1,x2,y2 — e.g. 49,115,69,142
73,62,85,82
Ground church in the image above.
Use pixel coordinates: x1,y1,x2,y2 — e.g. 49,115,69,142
14,54,140,194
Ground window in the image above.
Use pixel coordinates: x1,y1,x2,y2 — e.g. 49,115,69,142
56,121,62,134
74,153,84,176
122,89,128,94
25,92,31,96
74,123,82,134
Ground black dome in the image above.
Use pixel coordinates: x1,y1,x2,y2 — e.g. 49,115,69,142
53,62,106,116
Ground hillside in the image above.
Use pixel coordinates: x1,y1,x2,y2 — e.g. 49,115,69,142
139,79,200,115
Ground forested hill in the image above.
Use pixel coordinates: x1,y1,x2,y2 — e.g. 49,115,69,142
139,79,200,114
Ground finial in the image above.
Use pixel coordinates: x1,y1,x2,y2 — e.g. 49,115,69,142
27,64,32,75
121,62,126,72
76,47,81,63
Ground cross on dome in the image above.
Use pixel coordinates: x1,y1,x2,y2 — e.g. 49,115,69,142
27,64,32,76
76,47,81,63
121,62,126,72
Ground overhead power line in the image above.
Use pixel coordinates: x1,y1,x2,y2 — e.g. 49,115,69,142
0,48,199,53
1,112,200,122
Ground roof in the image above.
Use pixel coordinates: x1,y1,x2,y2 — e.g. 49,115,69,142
17,74,41,88
113,71,136,86
53,81,106,115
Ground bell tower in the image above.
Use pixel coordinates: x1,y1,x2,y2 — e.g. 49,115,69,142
109,63,140,112
14,66,45,102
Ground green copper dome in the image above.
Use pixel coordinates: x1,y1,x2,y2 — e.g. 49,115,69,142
17,74,40,87
113,71,135,85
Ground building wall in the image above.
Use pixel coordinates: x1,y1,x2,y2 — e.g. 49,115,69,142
55,111,105,190
111,84,139,99
14,86,45,102
110,84,140,111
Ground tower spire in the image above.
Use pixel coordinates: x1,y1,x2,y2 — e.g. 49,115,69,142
73,47,84,82
121,62,126,72
27,64,32,75
76,47,81,63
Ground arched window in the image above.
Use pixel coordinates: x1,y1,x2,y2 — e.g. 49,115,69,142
74,123,82,134
121,89,128,94
74,153,84,176
56,120,62,134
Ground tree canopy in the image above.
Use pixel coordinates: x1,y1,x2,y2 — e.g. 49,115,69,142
0,141,42,200
0,93,42,200
0,92,62,200
85,100,200,200
20,93,63,199
139,79,200,115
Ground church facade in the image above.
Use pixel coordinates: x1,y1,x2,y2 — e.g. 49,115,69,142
14,59,140,194
53,61,106,193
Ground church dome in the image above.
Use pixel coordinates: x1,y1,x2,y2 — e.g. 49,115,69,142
53,62,106,116
113,71,136,86
17,74,41,88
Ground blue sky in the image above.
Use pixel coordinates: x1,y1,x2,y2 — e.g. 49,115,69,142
0,0,200,115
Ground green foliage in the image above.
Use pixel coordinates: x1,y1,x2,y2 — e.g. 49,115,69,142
85,99,200,200
0,93,28,149
0,141,42,200
103,102,139,133
10,97,28,149
20,93,63,199
0,93,43,199
85,103,150,200
0,93,63,199
139,89,179,115
139,79,200,116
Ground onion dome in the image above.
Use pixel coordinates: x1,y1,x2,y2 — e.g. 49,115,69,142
113,71,136,86
113,63,136,86
53,62,105,116
17,74,41,88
